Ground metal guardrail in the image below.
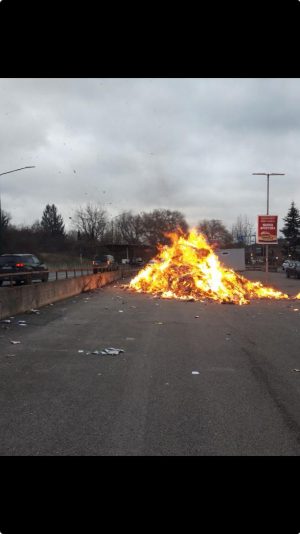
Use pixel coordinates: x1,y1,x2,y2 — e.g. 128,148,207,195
0,264,121,286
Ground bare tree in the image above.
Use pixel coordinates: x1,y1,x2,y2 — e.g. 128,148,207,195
114,211,145,244
231,215,254,246
73,203,108,241
197,219,233,247
141,209,188,246
0,208,11,231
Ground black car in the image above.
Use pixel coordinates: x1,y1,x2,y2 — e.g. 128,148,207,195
286,260,300,279
0,254,49,285
92,254,118,274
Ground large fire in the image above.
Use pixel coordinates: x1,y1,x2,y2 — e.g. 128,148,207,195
128,230,289,305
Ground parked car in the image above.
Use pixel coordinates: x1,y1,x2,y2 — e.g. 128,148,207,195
92,254,117,273
286,260,300,279
131,257,144,266
0,254,49,286
282,259,292,271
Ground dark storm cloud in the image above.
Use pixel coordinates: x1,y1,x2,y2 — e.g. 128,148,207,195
1,78,300,231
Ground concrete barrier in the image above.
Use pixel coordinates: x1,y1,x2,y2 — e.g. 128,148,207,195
0,271,122,320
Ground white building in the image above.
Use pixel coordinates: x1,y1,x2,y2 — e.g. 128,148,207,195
216,248,245,272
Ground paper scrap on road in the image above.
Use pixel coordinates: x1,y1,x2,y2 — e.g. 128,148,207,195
78,350,84,353
192,371,200,375
101,348,125,355
10,341,21,344
293,369,300,372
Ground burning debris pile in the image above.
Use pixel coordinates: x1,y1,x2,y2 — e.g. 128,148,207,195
128,230,288,305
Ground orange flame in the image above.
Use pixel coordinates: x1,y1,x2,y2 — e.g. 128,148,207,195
128,229,289,305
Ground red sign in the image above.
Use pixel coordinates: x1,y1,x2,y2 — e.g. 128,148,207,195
257,215,278,244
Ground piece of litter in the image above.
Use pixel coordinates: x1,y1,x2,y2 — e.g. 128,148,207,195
293,369,300,372
78,350,84,353
293,309,299,312
155,322,164,325
30,309,40,314
118,310,124,313
10,341,21,345
192,371,200,375
126,337,135,341
18,320,27,323
101,347,125,355
18,323,27,327
92,351,100,355
195,316,200,318
2,320,11,324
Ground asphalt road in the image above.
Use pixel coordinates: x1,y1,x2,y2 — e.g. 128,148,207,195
1,271,300,455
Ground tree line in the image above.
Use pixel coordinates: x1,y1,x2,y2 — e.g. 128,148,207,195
0,201,300,258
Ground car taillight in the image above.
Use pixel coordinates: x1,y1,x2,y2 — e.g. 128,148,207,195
16,263,25,267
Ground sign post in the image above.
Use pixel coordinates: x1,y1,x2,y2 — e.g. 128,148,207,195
252,172,284,282
257,215,278,277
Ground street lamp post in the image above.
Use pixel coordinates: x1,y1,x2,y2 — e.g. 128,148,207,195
252,172,285,279
0,166,35,254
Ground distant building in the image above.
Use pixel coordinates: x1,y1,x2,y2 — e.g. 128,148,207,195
216,248,245,271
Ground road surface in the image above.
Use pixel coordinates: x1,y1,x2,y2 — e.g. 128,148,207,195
1,271,300,455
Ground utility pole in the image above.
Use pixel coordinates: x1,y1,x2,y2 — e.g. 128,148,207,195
252,172,285,281
0,166,35,254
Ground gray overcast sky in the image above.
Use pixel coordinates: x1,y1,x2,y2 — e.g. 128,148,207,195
1,78,299,233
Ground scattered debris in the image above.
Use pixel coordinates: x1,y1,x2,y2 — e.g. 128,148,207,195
293,369,300,372
101,347,125,355
78,350,84,353
10,341,21,345
192,371,200,375
92,351,101,355
1,320,11,324
155,321,164,325
293,308,299,312
195,315,200,318
118,310,124,313
30,309,40,314
126,337,135,341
